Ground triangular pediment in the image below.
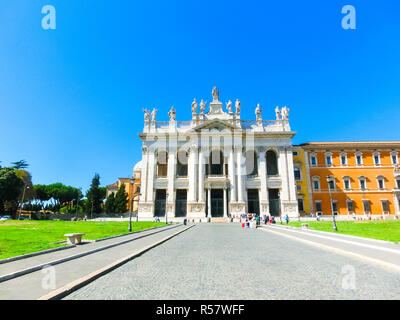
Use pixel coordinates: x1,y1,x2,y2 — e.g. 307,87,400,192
192,119,239,132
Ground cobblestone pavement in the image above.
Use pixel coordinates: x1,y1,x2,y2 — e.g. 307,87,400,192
65,224,400,300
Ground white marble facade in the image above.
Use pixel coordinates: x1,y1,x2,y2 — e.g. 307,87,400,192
138,88,299,220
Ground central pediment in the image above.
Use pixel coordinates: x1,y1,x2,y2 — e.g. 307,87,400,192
192,119,240,132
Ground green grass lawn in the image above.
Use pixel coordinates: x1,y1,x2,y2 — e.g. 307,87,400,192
0,220,167,260
285,220,400,242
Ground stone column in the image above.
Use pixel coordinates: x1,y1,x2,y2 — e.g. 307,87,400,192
146,150,156,202
198,149,205,202
167,150,176,217
188,146,198,202
236,147,244,202
207,188,211,217
223,187,227,217
228,148,236,202
258,147,269,215
278,147,298,218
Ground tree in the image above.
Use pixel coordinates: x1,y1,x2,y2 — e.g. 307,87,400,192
11,160,29,170
34,184,51,209
105,192,116,213
85,174,104,215
15,170,35,202
0,167,24,214
114,184,128,214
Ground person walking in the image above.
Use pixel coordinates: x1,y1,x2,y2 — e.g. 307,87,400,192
285,214,289,225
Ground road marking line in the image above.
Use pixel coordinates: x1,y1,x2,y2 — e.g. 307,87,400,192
270,224,396,245
38,225,194,300
260,227,400,273
265,226,400,255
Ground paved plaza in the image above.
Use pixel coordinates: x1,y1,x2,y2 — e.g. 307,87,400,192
64,224,400,300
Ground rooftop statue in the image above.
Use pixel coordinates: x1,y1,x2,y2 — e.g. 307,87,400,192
168,106,176,121
199,100,206,114
226,100,233,114
212,87,219,102
282,106,290,120
275,106,281,120
235,99,241,115
151,108,158,122
191,98,198,114
143,108,151,121
255,104,262,121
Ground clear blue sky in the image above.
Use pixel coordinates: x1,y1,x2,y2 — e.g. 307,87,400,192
1,0,399,193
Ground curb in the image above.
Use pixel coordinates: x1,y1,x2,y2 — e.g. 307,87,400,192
0,224,171,265
0,224,182,283
264,224,398,245
0,245,77,265
259,227,400,273
38,224,195,300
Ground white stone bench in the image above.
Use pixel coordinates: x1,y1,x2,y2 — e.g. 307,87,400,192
64,233,86,245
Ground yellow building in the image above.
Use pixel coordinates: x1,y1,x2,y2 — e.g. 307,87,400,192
293,146,311,216
106,161,142,213
300,142,400,217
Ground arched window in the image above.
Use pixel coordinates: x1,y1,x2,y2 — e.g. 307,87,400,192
156,150,168,177
245,150,258,176
266,150,278,176
176,151,188,177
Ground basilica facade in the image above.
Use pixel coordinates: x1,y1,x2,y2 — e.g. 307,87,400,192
137,87,299,221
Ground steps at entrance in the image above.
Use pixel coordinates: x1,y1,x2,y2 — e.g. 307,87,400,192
210,218,229,223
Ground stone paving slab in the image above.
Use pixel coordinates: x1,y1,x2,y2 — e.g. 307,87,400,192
64,224,400,300
0,224,188,300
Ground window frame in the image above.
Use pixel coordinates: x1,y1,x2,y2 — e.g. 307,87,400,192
391,152,398,165
310,153,318,167
325,152,333,166
373,152,381,166
315,200,322,214
312,176,321,191
376,175,385,190
381,199,390,213
359,176,367,191
346,199,354,213
340,152,348,166
355,152,363,166
343,176,351,190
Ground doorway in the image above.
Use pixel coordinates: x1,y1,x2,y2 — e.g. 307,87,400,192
247,189,260,216
154,189,166,217
211,189,224,217
268,189,280,216
175,189,187,217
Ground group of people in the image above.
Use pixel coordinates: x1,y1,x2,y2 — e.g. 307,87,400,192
240,213,290,227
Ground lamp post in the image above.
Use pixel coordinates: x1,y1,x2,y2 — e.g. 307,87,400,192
327,176,338,232
129,178,134,232
18,184,29,220
165,191,169,225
